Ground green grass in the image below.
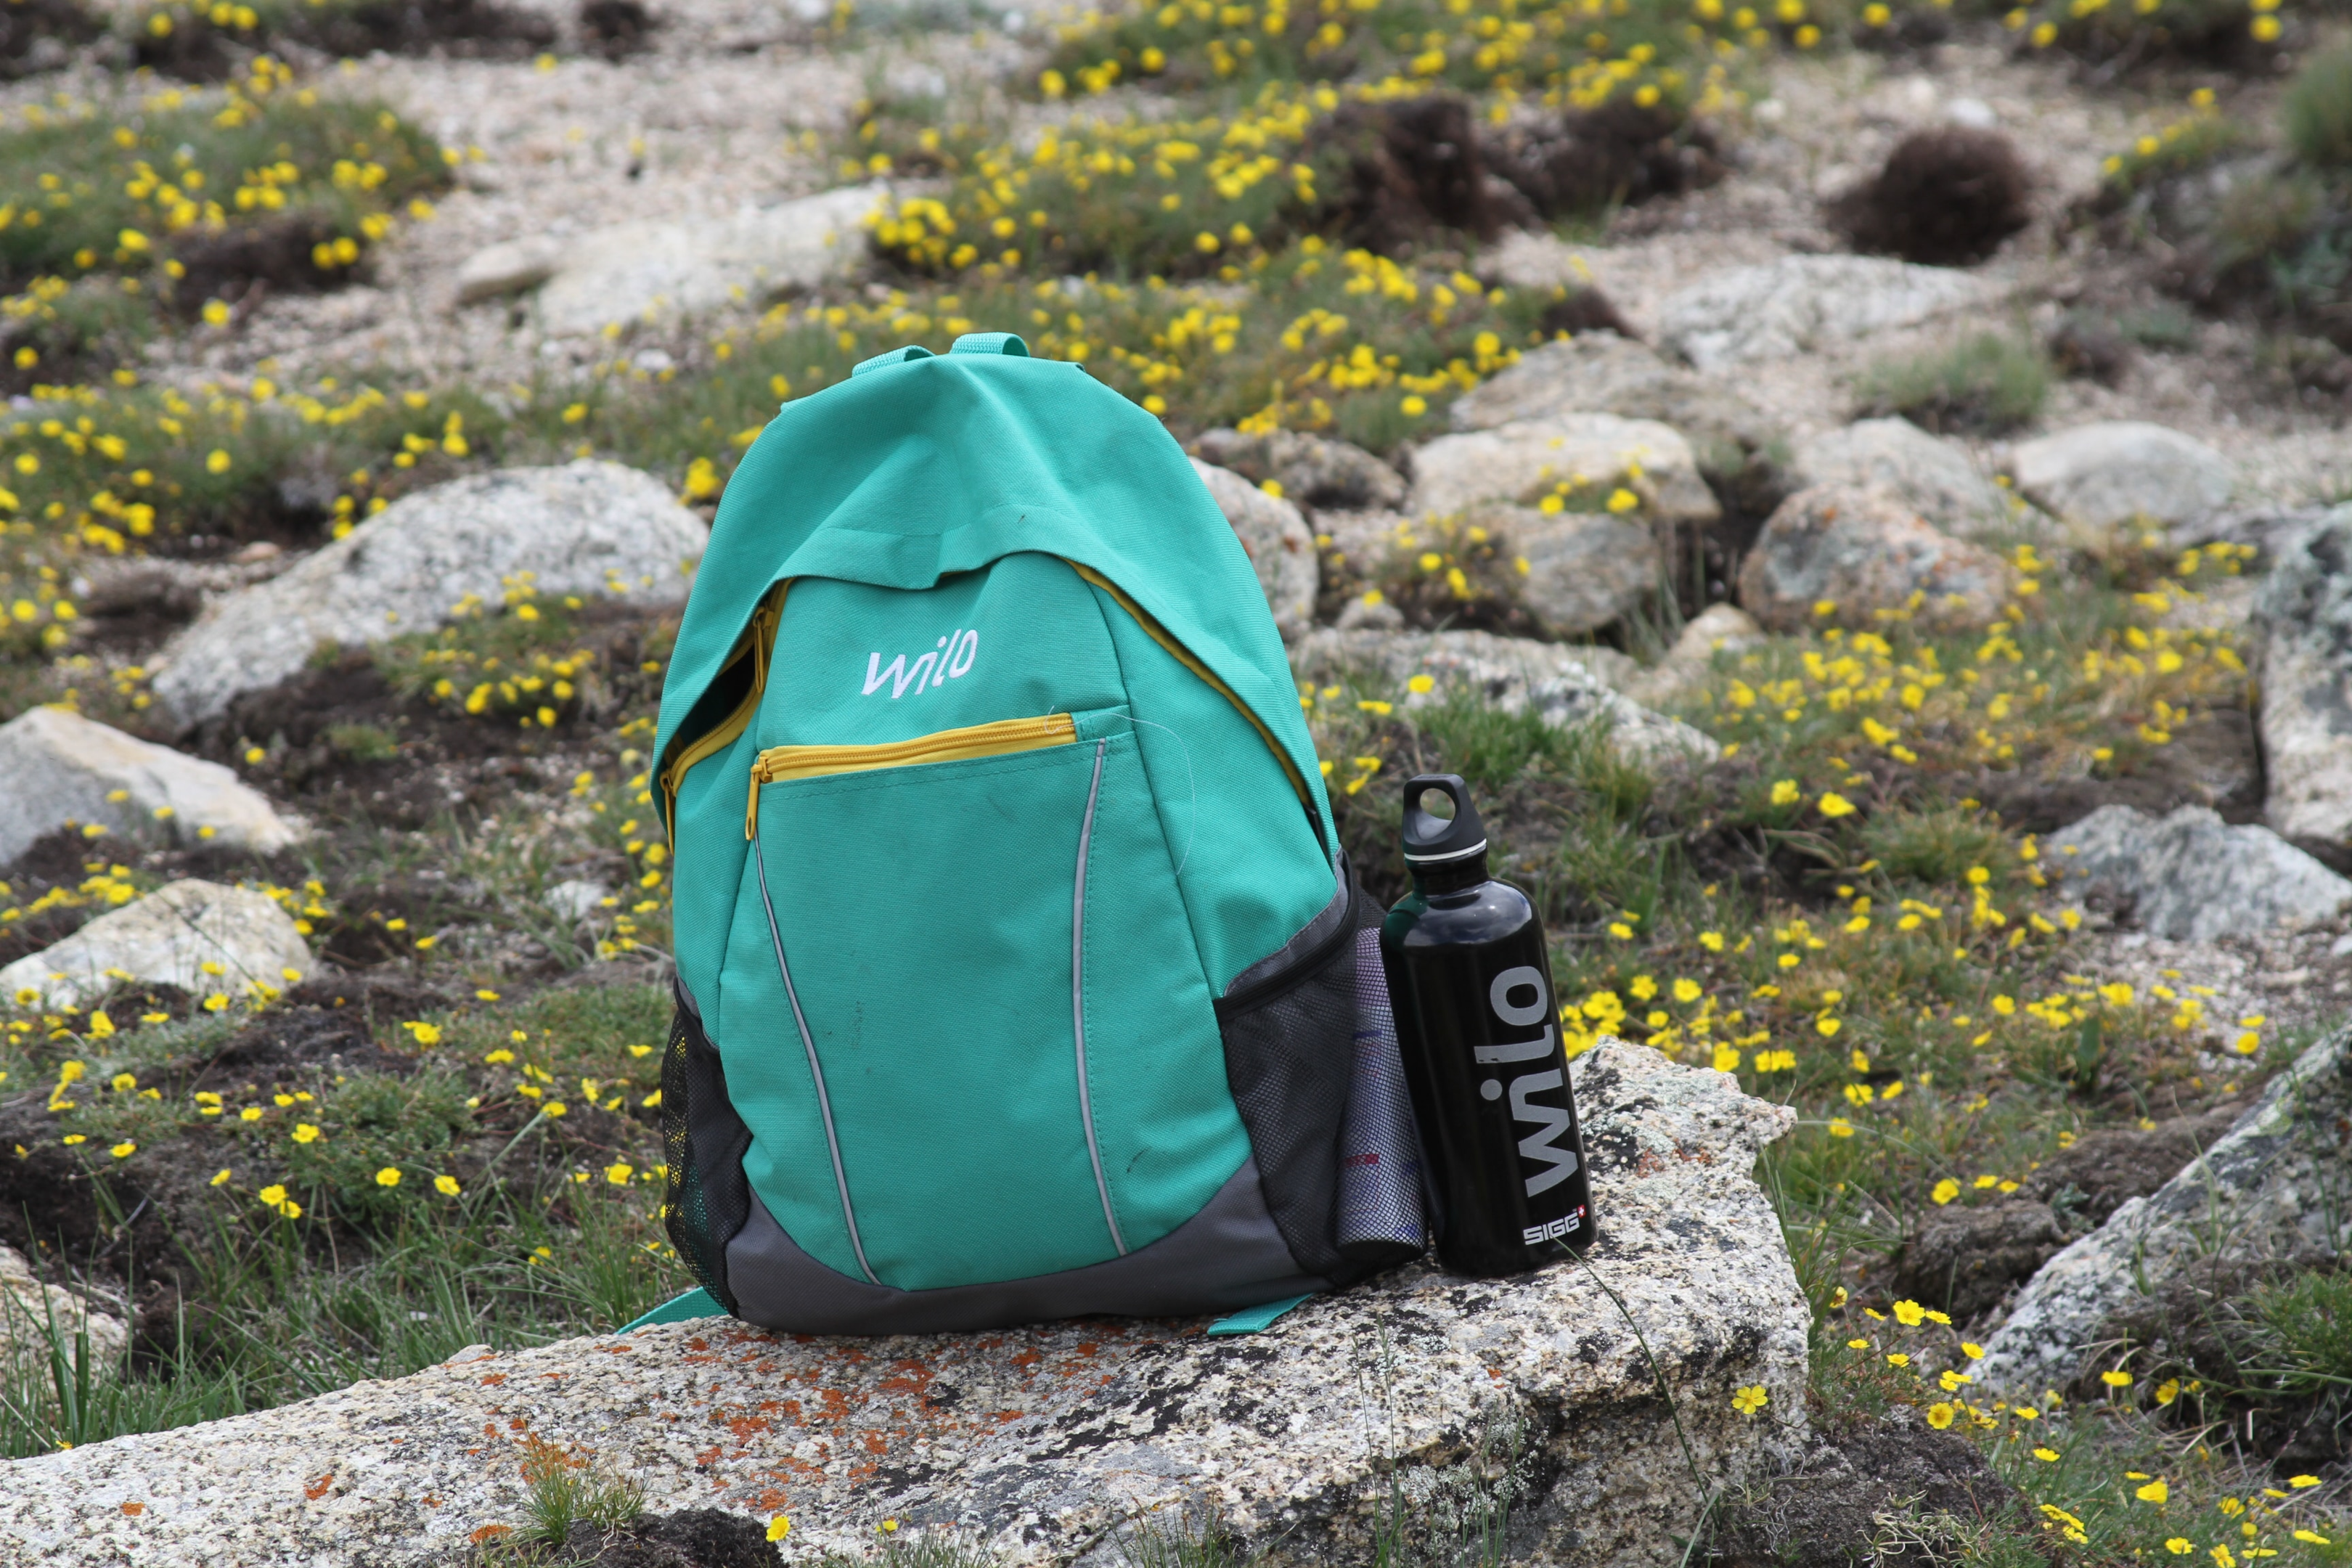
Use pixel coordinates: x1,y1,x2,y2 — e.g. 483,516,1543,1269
0,71,446,293
0,981,687,1459
516,1444,648,1544
123,0,555,69
2287,41,2352,170
1854,331,2051,436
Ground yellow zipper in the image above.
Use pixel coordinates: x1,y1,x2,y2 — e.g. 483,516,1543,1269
658,581,788,838
745,712,1078,838
1066,562,1317,822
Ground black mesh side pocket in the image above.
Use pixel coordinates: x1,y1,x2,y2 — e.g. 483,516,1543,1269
1214,867,1378,1284
661,981,752,1315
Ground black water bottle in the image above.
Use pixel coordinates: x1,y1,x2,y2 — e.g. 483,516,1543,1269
1379,774,1597,1277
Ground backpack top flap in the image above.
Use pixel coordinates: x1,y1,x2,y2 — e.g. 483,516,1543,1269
653,346,1336,858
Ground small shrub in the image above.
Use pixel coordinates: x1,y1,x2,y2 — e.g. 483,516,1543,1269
2046,314,2131,385
2241,1267,2352,1399
2284,40,2352,170
1311,95,1503,256
2210,168,2325,269
578,0,653,59
2115,303,2199,350
518,1440,645,1544
1853,332,2050,436
2096,105,2246,198
278,1070,476,1228
1829,127,2033,266
325,723,399,762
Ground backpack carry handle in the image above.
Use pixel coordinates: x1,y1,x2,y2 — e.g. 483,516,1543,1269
851,344,936,377
851,335,1029,380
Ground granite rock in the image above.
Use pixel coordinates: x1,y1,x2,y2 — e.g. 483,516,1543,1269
2252,507,2352,854
2044,803,2352,942
1657,256,1997,371
1976,1024,2352,1396
1189,428,1408,512
1788,417,2012,539
1290,627,1717,770
0,706,301,867
534,184,891,338
1624,603,1766,708
1191,457,1318,642
1472,503,1661,637
152,462,709,727
1408,413,1720,536
2009,421,2237,537
453,237,565,305
1313,507,1412,604
0,879,317,1010
1447,332,1787,511
1736,485,2014,634
0,1242,127,1372
0,1042,1805,1568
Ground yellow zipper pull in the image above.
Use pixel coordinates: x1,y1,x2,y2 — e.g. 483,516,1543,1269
745,757,766,840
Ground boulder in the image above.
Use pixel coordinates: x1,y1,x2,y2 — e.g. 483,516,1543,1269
0,879,316,1010
1736,485,2014,634
1479,504,1661,638
1191,458,1318,642
2008,421,2237,537
2043,803,2352,942
1291,627,1717,770
452,237,564,305
1408,414,1720,535
2252,507,2352,855
1624,603,1766,708
1788,417,2012,539
1314,507,1411,603
1976,1023,2352,1396
535,184,891,337
1657,255,1998,372
152,462,709,727
0,1242,127,1372
1317,501,1660,638
2200,501,2335,560
1447,332,1787,513
0,707,300,867
0,1042,1805,1568
1188,428,1408,512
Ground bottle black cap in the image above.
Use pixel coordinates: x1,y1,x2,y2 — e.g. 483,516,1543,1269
1400,774,1489,865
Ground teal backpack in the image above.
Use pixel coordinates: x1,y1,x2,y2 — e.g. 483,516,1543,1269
651,332,1408,1334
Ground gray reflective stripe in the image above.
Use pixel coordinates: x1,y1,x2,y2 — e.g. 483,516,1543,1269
751,835,879,1286
1073,738,1126,1256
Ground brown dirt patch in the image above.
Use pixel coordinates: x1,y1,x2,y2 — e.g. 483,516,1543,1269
1486,100,1726,222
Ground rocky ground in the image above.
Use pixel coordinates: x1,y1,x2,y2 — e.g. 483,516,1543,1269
3,0,2352,1559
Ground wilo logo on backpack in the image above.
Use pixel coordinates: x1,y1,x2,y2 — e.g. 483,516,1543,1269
864,629,979,699
1469,965,1581,1206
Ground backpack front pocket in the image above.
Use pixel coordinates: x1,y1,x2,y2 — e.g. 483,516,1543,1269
716,722,1246,1292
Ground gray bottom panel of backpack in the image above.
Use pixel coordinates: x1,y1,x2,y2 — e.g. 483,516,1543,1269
724,1157,1326,1334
